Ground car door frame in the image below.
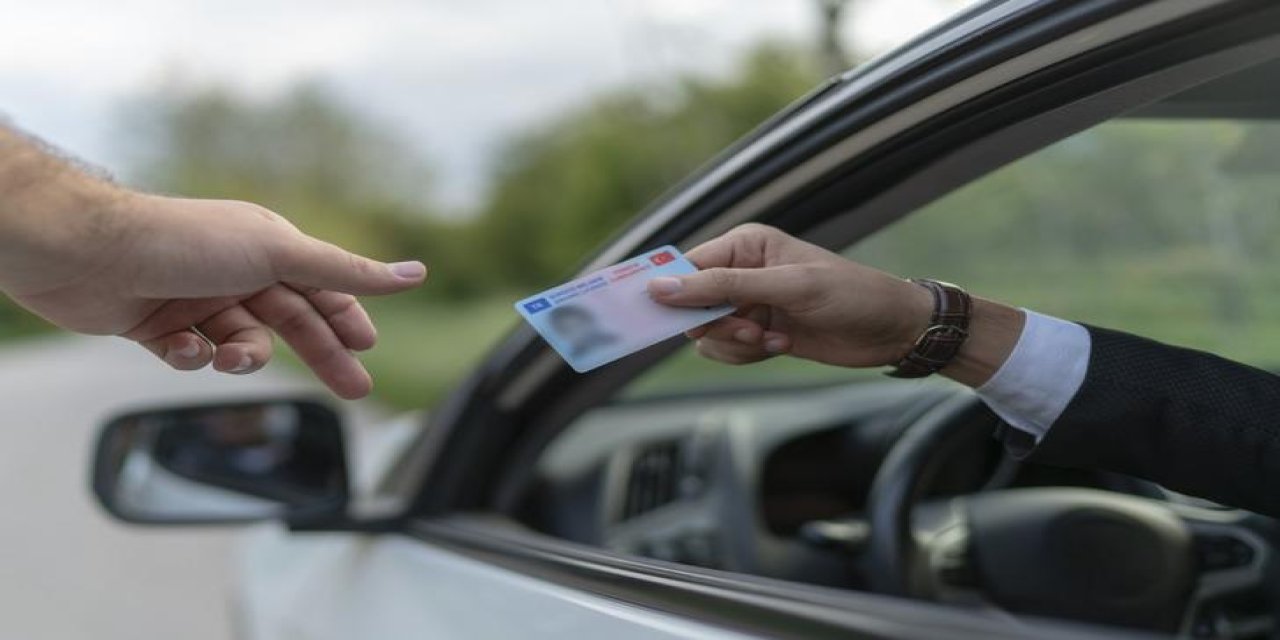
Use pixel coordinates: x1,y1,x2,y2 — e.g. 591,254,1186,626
376,1,1280,638
394,0,1280,518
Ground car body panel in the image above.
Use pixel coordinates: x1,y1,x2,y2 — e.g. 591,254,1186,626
234,527,756,640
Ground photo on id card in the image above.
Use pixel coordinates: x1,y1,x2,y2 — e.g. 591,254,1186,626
514,246,734,372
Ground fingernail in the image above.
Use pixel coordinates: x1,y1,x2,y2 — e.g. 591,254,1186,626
230,355,253,374
733,328,754,343
648,277,683,296
764,337,786,354
176,341,201,359
389,261,426,279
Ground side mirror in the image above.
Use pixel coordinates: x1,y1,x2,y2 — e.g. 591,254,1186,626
92,399,349,525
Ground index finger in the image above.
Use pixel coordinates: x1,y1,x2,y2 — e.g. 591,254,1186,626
272,234,427,297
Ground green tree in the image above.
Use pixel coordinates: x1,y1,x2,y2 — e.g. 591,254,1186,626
120,82,436,261
476,44,822,287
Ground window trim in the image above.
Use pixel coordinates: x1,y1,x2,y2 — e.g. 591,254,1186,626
802,23,1280,250
389,0,1280,534
484,3,1280,516
411,515,1134,640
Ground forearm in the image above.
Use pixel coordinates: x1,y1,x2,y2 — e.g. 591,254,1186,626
0,126,126,293
1026,326,1280,516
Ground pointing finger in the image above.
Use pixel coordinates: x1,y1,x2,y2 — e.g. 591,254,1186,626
272,234,426,297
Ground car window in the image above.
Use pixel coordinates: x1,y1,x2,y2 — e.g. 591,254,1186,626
627,116,1280,398
516,54,1280,638
853,117,1280,366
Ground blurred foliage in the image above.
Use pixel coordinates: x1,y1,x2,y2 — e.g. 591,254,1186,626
3,39,1280,412
853,119,1280,359
116,43,819,303
0,300,55,340
854,121,1280,271
0,43,816,408
121,81,435,261
475,44,821,288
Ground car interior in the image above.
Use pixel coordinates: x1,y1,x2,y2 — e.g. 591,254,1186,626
510,55,1280,638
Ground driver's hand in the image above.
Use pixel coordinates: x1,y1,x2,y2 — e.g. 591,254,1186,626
646,224,932,368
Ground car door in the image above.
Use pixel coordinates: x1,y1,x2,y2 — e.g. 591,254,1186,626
232,1,1280,638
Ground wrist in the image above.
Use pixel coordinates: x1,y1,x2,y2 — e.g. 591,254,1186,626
939,298,1024,387
890,278,936,358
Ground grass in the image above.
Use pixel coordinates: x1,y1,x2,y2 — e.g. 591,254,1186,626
356,295,521,410
953,262,1280,367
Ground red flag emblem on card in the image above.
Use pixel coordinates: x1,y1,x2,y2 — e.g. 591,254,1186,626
650,251,675,266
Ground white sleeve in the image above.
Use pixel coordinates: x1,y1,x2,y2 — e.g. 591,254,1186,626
974,309,1091,442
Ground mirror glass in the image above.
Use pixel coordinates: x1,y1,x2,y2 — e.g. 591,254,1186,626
93,400,348,523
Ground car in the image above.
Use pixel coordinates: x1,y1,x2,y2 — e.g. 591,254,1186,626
89,0,1280,637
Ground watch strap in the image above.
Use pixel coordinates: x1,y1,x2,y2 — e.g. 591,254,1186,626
886,279,972,379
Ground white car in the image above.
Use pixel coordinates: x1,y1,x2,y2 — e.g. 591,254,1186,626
92,1,1280,637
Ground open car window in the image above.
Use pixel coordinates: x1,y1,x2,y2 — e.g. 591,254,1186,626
852,117,1280,368
627,115,1280,401
526,52,1280,552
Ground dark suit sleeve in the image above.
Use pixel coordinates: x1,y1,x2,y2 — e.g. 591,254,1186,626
998,324,1280,517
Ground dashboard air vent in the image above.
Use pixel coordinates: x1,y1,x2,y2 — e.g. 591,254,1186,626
621,440,682,520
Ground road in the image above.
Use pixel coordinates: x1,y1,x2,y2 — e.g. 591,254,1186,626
0,335,374,640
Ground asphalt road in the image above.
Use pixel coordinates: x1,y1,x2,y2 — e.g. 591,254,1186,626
0,335,369,640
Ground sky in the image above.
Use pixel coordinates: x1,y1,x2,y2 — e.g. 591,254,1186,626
0,0,975,212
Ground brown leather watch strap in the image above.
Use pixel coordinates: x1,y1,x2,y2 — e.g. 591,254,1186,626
886,279,972,379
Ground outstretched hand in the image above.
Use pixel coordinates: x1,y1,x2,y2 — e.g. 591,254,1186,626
1,193,426,399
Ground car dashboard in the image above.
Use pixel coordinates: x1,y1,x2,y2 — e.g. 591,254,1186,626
520,380,1165,590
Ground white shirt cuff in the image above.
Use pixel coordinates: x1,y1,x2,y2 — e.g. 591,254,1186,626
975,310,1091,442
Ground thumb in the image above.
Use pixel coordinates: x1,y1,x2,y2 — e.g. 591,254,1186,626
648,266,810,308
273,235,427,295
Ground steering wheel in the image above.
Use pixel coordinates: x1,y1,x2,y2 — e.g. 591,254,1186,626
863,391,1272,635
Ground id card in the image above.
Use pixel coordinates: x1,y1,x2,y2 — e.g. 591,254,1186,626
515,246,734,372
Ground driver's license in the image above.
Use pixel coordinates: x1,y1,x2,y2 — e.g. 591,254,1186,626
514,246,734,373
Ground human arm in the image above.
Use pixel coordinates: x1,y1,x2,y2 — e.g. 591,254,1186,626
649,224,1280,516
0,125,426,399
1010,325,1280,516
643,223,1025,387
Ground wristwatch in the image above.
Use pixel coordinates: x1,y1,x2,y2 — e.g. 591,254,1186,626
886,279,972,378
